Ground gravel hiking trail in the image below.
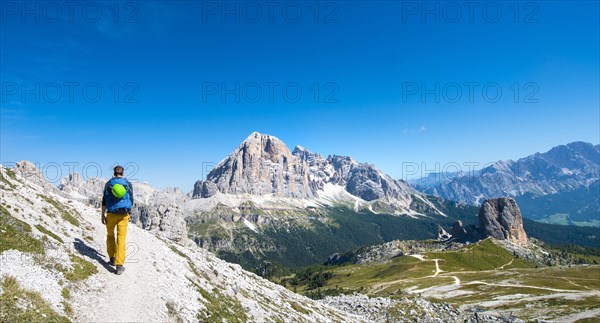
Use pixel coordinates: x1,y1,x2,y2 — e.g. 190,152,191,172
69,209,197,322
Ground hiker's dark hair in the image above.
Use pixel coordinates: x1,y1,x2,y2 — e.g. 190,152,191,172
114,166,124,176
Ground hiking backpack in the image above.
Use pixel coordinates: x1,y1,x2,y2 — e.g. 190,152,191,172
104,177,132,214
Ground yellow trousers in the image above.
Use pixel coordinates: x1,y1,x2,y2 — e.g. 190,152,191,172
106,212,129,266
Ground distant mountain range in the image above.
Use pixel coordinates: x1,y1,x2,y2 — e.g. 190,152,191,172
412,142,600,227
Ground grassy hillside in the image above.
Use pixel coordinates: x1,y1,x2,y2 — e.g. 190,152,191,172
427,239,533,271
280,239,534,295
276,239,600,321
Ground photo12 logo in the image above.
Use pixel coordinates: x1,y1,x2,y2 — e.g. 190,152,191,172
402,161,541,185
1,82,140,104
401,81,539,104
200,1,339,24
201,81,340,104
2,161,140,185
402,162,481,183
0,1,140,24
400,1,540,24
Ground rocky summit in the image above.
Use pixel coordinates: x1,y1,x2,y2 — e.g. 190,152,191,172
194,132,315,199
193,132,438,214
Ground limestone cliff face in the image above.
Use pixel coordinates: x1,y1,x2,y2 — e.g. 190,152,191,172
195,132,314,199
58,175,190,243
478,197,528,245
13,161,61,194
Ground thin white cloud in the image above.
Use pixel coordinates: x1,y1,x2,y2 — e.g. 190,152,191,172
403,126,427,135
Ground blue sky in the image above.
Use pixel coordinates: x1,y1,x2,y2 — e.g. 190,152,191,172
1,0,599,190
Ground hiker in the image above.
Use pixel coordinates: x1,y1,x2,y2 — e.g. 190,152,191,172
101,165,134,275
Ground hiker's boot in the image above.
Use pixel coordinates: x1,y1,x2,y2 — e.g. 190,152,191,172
116,265,125,275
109,257,115,266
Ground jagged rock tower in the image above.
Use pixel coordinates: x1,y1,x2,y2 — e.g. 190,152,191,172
478,197,528,245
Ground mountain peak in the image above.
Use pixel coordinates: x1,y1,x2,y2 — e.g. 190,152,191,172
193,133,431,214
292,145,319,161
293,145,307,152
242,131,281,144
236,132,291,164
197,132,308,198
566,141,595,148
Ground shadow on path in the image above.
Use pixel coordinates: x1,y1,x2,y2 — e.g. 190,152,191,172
74,238,114,273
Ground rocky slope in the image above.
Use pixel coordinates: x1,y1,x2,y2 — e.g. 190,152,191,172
57,166,190,243
0,162,360,322
413,142,600,206
321,293,522,323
